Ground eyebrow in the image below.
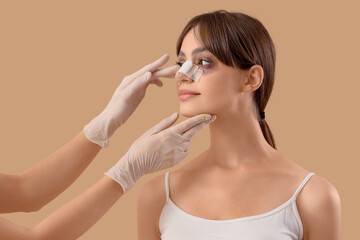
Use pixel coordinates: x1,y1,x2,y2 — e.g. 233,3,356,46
178,47,208,57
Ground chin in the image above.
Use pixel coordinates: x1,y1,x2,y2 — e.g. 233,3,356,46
179,105,213,118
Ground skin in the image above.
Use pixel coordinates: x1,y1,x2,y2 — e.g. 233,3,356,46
0,131,124,239
0,175,123,240
137,28,342,240
0,131,102,213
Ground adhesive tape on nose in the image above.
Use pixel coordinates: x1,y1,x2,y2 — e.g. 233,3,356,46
178,60,204,82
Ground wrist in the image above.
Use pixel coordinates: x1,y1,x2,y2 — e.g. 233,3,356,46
103,175,124,196
105,153,139,194
83,111,120,148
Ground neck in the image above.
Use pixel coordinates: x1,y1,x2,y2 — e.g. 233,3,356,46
204,113,275,168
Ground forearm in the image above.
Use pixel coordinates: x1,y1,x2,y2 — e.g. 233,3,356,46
33,176,123,240
0,217,36,240
0,176,123,240
0,131,101,213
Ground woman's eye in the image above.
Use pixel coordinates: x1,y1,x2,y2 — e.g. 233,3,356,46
199,59,211,66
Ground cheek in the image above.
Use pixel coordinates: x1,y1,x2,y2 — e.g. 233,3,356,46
202,82,230,106
179,78,236,117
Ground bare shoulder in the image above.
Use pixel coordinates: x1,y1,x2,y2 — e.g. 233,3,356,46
297,174,342,240
297,174,341,214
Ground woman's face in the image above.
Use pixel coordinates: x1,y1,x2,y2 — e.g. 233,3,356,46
176,28,248,118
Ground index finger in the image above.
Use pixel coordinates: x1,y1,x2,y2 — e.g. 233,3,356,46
127,54,170,81
151,65,180,80
170,114,212,135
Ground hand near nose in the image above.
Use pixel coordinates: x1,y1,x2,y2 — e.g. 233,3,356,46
83,54,180,147
105,112,216,193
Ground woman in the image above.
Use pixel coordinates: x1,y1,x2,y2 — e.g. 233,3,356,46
137,10,341,240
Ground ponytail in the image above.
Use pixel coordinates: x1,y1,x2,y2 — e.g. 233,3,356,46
259,118,276,149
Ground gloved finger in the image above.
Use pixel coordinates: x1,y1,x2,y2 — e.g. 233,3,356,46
170,114,212,136
169,128,190,142
149,78,163,87
173,151,189,165
182,121,210,139
151,79,163,87
143,112,179,137
151,65,180,81
119,54,169,89
178,140,192,150
126,54,170,84
124,71,152,98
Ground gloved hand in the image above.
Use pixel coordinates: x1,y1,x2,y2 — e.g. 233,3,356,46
83,54,179,147
105,112,216,193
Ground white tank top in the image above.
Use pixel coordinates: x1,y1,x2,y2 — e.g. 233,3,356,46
159,171,315,240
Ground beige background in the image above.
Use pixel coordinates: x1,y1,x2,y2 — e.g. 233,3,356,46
0,0,358,239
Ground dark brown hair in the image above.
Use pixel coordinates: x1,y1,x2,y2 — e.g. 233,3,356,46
176,10,277,149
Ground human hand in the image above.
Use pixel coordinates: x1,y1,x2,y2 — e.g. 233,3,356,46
105,112,216,193
83,54,179,147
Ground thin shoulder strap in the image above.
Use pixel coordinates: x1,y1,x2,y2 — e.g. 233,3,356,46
165,172,170,201
292,172,316,199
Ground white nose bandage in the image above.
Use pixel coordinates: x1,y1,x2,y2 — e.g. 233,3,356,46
177,60,204,82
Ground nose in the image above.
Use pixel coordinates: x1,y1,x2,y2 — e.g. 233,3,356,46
176,71,194,84
176,60,204,83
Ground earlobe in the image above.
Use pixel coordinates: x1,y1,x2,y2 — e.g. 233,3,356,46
243,65,264,92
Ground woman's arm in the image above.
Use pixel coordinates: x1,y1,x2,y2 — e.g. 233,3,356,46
298,175,342,240
137,174,166,240
0,131,101,213
0,176,123,240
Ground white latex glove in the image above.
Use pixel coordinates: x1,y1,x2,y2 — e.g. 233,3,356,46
83,54,180,147
105,112,216,193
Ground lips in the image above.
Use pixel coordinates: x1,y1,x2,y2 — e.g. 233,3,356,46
178,89,201,96
178,89,200,101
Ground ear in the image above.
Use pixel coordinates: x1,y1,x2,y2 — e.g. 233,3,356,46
242,65,264,92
